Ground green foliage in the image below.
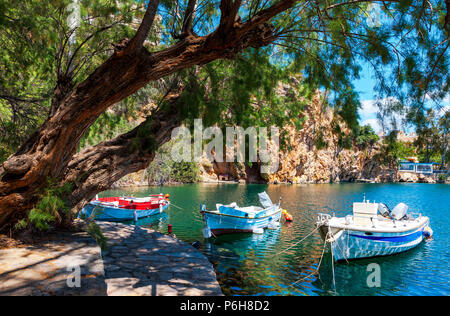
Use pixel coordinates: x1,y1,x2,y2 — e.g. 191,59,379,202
80,111,134,150
15,179,73,232
315,131,328,150
174,49,308,149
414,109,449,165
355,125,379,150
14,219,27,231
330,118,353,153
85,222,108,251
380,131,415,166
170,162,200,183
146,140,200,184
28,208,56,231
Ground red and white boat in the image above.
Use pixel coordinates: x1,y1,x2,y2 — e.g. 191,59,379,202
80,194,170,221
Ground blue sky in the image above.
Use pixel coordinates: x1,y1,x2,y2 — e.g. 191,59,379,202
352,3,449,134
354,62,385,133
354,62,450,134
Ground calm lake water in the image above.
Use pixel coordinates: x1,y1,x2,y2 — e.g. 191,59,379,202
100,183,450,296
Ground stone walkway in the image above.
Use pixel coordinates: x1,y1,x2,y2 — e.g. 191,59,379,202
98,222,222,296
0,231,106,296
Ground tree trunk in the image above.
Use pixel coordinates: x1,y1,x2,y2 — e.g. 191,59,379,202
63,91,182,213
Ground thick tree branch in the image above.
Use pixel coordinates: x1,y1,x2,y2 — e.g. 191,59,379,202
181,0,198,35
0,0,299,230
219,0,243,35
127,0,161,51
63,89,183,212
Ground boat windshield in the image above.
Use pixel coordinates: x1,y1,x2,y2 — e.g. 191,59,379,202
258,192,274,208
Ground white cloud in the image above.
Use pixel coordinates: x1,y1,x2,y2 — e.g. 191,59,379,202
437,105,450,116
360,100,378,117
361,118,382,133
359,97,399,118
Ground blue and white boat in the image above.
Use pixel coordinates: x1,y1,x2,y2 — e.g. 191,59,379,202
317,199,432,261
80,195,169,221
201,192,282,238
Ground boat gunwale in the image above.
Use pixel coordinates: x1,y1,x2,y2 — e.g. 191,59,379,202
322,216,429,234
90,200,168,212
201,207,281,220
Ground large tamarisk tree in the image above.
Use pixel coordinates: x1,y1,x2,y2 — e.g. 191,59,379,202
0,0,449,231
0,0,297,229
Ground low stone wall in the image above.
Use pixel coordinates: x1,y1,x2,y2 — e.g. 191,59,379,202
0,231,106,296
98,222,223,296
0,222,222,296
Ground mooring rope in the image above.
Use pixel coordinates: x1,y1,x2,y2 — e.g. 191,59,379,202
328,228,349,264
290,238,327,287
271,226,320,258
327,228,338,295
169,202,185,210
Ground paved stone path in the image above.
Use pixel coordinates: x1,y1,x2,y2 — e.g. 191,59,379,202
0,231,106,296
98,222,223,296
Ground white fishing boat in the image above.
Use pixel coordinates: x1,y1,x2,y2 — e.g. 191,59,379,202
316,198,432,261
200,192,282,238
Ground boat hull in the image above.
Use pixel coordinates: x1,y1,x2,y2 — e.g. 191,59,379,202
203,207,282,236
81,202,168,221
320,219,429,261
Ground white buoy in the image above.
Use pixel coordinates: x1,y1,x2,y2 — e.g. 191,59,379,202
159,204,163,213
133,210,138,222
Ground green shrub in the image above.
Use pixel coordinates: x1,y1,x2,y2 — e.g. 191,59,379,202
170,161,200,183
28,208,55,231
315,131,328,150
85,222,108,251
15,179,73,232
14,219,27,231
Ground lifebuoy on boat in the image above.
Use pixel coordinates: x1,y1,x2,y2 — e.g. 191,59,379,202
282,209,293,222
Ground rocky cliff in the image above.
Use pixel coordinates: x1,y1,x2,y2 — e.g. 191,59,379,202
114,89,444,187
197,92,400,184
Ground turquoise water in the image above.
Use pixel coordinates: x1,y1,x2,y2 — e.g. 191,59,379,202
100,183,450,296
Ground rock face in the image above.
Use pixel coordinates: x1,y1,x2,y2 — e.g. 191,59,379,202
269,94,369,184
197,93,395,184
113,87,446,186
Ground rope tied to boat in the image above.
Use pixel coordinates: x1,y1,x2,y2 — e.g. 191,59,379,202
169,202,185,210
290,238,327,287
271,226,320,258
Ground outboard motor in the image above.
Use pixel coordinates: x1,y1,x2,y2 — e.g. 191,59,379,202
391,203,409,220
378,203,391,218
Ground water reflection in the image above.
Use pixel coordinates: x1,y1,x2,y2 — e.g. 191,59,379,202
100,183,450,296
